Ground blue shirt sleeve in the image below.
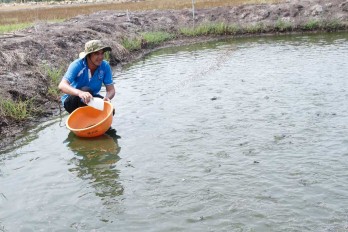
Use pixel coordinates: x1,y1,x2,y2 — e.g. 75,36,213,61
63,59,83,84
102,61,114,86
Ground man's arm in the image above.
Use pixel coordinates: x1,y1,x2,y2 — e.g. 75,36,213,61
58,79,93,103
104,84,115,101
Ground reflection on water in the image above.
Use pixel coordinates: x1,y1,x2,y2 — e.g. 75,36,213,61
64,130,123,203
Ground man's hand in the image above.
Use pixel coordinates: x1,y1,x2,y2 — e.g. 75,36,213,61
103,97,111,102
78,90,93,104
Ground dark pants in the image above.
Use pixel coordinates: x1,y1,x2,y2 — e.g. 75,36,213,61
63,87,103,114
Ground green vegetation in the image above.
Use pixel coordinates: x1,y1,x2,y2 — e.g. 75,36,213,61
41,65,63,99
180,23,234,36
245,22,266,33
0,65,63,120
141,31,174,46
274,19,293,32
301,19,319,31
180,22,270,36
300,19,343,31
226,24,242,34
121,31,174,51
119,18,346,52
121,37,142,51
0,22,33,34
322,19,342,31
0,19,64,34
121,23,262,51
0,97,36,120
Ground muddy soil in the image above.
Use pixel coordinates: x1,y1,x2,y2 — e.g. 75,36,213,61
0,0,347,150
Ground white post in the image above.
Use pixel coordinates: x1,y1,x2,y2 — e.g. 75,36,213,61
127,9,130,22
192,0,195,28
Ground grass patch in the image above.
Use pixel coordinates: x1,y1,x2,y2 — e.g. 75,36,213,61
0,97,36,121
0,22,33,34
299,19,346,32
41,64,64,99
0,64,63,121
245,22,267,33
301,19,319,31
0,19,63,34
180,22,234,36
121,37,142,51
121,31,174,51
227,24,242,34
274,19,293,32
141,31,174,46
321,19,344,31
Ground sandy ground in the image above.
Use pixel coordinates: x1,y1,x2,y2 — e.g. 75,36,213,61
0,0,347,150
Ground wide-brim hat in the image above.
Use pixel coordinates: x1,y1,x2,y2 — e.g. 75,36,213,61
79,40,112,59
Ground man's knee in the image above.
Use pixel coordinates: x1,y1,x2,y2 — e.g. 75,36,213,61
64,95,86,113
63,86,100,113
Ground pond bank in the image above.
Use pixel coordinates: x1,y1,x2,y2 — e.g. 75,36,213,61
0,0,347,150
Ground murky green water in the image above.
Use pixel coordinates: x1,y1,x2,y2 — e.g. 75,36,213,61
1,32,348,232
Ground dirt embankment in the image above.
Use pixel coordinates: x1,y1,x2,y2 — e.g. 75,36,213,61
0,0,347,150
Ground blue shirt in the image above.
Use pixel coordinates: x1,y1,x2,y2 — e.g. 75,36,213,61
61,58,114,104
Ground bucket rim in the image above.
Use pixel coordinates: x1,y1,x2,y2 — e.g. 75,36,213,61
66,101,113,132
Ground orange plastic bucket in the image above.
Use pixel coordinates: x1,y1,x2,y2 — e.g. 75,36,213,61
66,101,114,138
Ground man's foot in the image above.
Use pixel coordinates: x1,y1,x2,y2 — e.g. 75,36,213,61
105,127,121,139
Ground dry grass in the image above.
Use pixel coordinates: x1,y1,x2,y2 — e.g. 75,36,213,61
0,0,282,25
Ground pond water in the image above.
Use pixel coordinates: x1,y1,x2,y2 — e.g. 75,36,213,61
1,32,348,231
